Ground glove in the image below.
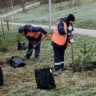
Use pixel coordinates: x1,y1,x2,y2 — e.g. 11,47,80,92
67,26,73,32
69,38,74,43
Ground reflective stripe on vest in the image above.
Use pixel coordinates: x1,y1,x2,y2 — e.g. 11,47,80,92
52,22,67,45
28,31,40,38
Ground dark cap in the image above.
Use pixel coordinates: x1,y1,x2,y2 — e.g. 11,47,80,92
67,14,75,21
18,26,24,33
24,25,32,33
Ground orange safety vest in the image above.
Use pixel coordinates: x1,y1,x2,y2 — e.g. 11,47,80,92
52,22,68,46
27,31,41,38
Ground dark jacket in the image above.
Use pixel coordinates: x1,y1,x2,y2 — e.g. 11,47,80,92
58,17,74,35
23,25,47,45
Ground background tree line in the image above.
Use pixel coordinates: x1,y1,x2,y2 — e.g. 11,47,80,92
0,0,80,9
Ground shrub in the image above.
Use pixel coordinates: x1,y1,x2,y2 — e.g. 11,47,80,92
0,34,8,52
16,33,22,43
74,44,94,72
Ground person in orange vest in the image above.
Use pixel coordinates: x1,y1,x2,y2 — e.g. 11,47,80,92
18,25,48,61
51,14,75,71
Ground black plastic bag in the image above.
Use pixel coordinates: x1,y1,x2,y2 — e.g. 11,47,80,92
10,56,26,68
0,68,4,86
18,42,27,50
35,68,56,90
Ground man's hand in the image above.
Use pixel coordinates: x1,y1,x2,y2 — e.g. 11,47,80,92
67,26,73,32
45,33,48,37
33,45,36,48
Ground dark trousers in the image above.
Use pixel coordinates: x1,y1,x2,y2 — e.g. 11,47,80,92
53,44,67,71
26,34,42,58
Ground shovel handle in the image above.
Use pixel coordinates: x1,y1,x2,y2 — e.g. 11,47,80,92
71,43,74,64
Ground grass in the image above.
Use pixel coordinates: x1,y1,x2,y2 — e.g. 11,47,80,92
0,28,96,96
0,0,96,95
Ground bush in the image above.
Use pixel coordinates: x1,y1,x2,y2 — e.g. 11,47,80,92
0,34,8,52
74,44,94,72
16,33,22,43
0,43,8,52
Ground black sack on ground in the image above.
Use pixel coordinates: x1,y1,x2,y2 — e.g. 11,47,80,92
35,68,56,90
10,56,26,68
0,68,4,86
18,42,27,50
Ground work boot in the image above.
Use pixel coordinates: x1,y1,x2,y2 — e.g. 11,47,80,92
33,55,39,62
61,67,67,71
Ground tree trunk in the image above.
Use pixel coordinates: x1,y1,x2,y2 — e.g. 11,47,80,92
1,22,5,41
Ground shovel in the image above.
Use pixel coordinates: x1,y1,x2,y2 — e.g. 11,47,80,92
71,43,76,71
71,43,74,64
23,29,53,59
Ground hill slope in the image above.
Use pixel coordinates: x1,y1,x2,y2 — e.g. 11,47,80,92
2,0,96,29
